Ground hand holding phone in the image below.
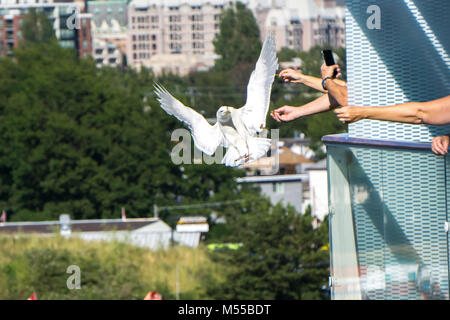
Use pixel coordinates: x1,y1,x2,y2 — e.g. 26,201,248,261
322,50,338,78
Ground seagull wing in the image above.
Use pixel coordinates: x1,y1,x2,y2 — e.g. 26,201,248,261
154,84,223,156
239,34,278,135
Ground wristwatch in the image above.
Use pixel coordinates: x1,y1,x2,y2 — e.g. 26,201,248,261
322,77,331,91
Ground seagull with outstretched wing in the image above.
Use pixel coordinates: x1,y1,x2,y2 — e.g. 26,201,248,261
155,35,278,167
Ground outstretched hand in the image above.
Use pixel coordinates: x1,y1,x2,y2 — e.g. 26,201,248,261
271,106,301,123
278,69,304,83
334,106,364,124
431,135,450,155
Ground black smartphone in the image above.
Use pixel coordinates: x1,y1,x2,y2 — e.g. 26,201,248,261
322,49,338,77
322,49,336,66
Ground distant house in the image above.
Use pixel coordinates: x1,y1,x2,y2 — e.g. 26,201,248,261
0,215,209,249
240,147,329,220
302,159,329,221
243,146,313,175
236,174,308,214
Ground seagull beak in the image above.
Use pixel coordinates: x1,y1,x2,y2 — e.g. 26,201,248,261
225,108,231,115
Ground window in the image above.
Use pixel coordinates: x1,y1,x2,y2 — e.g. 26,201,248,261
190,14,202,22
192,24,203,31
192,42,204,49
272,183,285,194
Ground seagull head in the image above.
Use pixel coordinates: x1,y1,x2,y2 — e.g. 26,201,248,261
217,106,232,123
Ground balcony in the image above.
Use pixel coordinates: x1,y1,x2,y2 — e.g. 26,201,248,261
324,134,449,300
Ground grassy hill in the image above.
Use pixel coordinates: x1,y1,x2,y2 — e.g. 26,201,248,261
0,235,225,300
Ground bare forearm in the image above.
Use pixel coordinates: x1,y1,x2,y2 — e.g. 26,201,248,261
360,96,450,125
302,75,347,93
302,75,327,93
296,94,332,117
359,103,424,124
325,80,348,107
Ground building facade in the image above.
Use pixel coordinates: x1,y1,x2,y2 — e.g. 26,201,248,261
125,0,345,74
0,0,92,57
236,174,308,214
252,0,345,52
126,0,239,75
88,0,127,67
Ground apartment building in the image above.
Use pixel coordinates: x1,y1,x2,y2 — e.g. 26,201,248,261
125,0,345,75
127,0,245,75
0,0,92,57
252,0,345,52
88,0,127,67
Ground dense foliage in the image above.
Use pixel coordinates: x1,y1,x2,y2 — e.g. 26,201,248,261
0,42,246,221
204,200,330,300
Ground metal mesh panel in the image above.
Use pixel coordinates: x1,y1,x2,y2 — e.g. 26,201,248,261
345,0,450,142
344,146,449,300
347,148,385,299
381,150,448,299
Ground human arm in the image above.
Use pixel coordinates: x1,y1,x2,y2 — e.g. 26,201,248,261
431,135,450,155
334,95,450,125
271,94,334,123
321,63,348,107
279,68,346,93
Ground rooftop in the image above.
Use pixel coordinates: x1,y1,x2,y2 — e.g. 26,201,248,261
0,217,164,234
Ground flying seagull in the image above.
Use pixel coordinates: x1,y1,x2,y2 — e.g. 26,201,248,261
154,35,278,167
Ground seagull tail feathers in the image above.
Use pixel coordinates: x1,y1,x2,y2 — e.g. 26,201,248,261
248,137,272,161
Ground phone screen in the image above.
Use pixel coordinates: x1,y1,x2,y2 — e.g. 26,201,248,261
322,50,336,66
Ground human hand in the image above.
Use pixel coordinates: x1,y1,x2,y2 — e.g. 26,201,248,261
271,106,302,123
321,63,341,79
431,135,449,155
279,69,304,83
333,106,365,123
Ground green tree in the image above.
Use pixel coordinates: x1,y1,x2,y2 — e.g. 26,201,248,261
278,47,300,62
20,8,56,45
205,197,330,300
213,1,262,91
0,42,247,221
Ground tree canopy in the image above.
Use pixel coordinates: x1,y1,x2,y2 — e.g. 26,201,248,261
20,8,56,45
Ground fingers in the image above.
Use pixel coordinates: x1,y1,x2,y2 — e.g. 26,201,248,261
431,141,444,155
431,137,448,155
270,110,283,123
334,107,348,124
271,106,293,123
279,69,302,82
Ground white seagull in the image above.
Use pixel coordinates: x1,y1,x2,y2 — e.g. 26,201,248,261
154,35,278,167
